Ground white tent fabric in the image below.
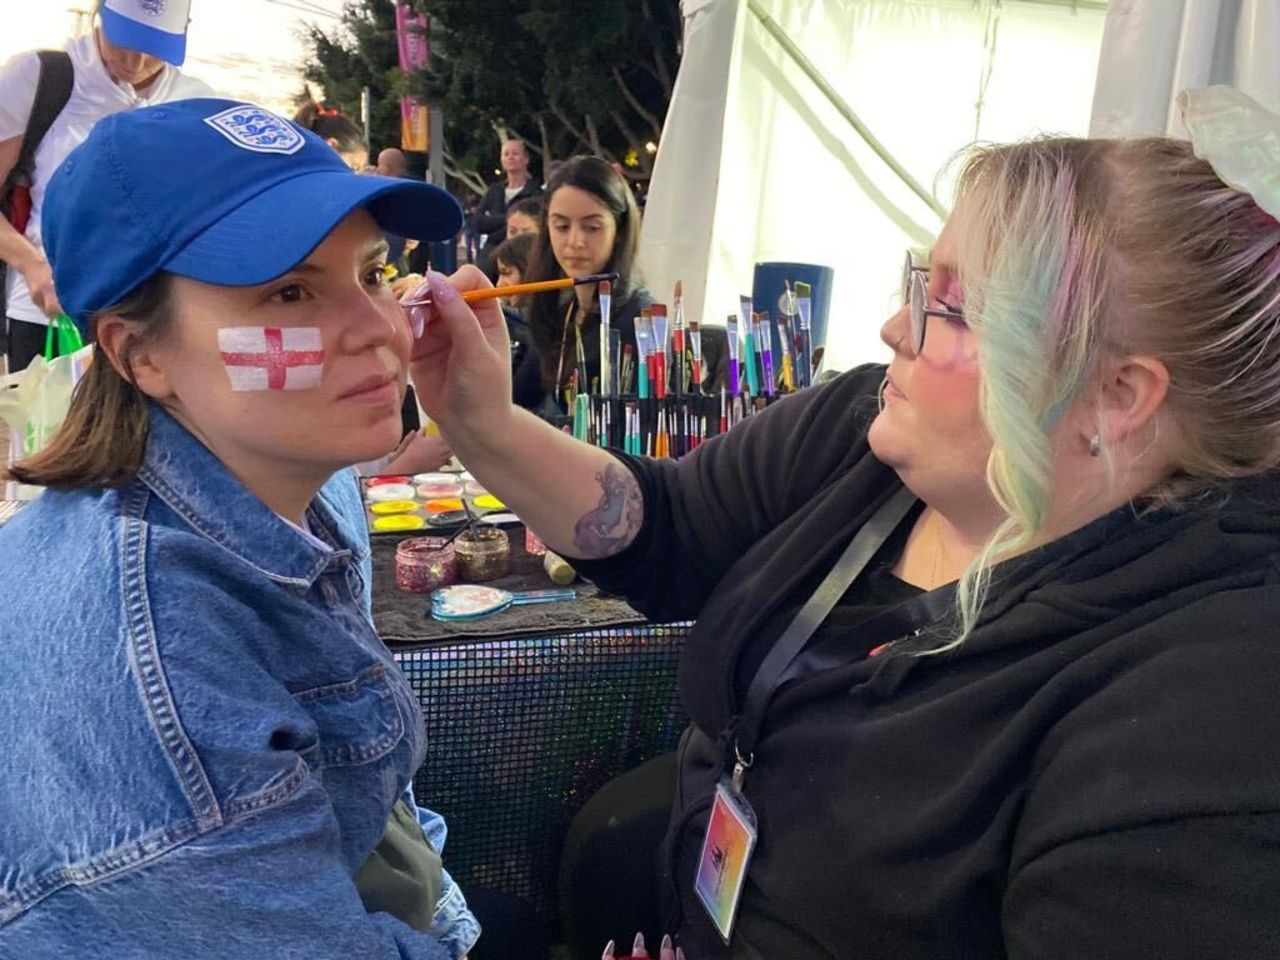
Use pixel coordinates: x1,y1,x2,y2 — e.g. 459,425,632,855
1090,0,1280,138
639,0,1108,369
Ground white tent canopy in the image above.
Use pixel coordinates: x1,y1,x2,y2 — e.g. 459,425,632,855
639,0,1279,371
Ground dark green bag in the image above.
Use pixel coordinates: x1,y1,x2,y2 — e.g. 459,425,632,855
354,799,444,932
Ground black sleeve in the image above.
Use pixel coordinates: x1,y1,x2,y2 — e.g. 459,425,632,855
1003,591,1280,957
512,341,545,411
470,185,507,236
571,365,886,621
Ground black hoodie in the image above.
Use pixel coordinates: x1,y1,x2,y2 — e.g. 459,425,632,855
574,364,1280,959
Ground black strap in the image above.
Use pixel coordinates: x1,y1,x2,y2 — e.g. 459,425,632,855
4,50,74,197
731,486,924,766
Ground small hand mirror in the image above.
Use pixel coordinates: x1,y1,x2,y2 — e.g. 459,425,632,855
430,585,576,621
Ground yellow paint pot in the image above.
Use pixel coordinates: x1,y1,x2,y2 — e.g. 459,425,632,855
370,500,420,515
372,514,427,532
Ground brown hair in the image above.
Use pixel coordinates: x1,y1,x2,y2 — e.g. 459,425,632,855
8,272,176,490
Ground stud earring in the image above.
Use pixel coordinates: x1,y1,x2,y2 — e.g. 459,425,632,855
1089,434,1101,457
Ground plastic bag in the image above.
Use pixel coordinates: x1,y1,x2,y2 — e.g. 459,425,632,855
1,316,92,498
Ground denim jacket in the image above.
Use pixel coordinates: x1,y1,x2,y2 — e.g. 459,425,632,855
0,405,479,959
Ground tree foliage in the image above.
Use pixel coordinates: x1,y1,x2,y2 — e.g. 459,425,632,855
300,0,681,198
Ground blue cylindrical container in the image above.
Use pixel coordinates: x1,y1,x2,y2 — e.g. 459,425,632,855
751,261,835,383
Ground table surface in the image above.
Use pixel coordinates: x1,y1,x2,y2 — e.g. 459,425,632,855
370,526,649,646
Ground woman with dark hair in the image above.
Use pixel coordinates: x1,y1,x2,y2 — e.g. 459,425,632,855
294,90,367,172
513,155,651,415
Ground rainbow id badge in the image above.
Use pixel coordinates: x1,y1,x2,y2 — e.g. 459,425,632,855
694,777,758,943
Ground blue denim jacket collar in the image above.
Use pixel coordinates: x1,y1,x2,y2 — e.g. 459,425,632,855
137,403,368,588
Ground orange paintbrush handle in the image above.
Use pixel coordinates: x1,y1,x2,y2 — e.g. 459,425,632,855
400,272,618,308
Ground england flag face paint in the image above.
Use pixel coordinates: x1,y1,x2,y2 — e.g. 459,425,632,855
217,326,325,392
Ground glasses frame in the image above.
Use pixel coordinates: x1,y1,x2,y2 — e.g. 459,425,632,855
901,251,966,354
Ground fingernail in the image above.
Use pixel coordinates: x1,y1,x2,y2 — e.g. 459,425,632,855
601,939,615,960
633,932,647,956
659,934,674,960
661,935,672,951
408,306,425,339
427,270,457,304
675,948,686,960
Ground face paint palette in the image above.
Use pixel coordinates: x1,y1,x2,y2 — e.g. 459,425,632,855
362,474,520,536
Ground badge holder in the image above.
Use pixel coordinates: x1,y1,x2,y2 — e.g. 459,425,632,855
694,752,758,944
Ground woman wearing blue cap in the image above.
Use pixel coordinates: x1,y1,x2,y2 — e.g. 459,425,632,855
0,99,477,959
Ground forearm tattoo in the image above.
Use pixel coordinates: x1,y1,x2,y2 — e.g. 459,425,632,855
572,463,644,558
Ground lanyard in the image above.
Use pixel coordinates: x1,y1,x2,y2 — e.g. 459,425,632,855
727,486,953,790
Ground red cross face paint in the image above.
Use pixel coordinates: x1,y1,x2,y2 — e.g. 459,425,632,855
217,326,325,391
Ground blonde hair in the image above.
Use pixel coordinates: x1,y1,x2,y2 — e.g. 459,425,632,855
940,136,1280,646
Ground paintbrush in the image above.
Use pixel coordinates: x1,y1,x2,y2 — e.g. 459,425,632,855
635,310,654,399
460,497,483,547
672,282,686,397
739,296,759,397
651,304,669,400
726,313,740,398
599,279,614,397
399,271,620,308
795,281,813,389
688,317,703,393
620,342,635,395
757,310,776,397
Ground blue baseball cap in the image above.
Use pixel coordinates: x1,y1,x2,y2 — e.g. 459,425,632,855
42,98,463,330
99,0,191,67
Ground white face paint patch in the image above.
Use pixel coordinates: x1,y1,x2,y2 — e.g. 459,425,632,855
217,326,325,392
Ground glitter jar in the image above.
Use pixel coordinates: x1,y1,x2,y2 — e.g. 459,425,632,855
454,527,511,582
524,526,547,557
395,536,458,593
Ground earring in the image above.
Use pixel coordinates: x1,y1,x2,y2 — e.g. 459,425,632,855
1089,434,1101,457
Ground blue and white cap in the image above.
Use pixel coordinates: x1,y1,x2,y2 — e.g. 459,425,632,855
42,98,464,330
99,0,191,67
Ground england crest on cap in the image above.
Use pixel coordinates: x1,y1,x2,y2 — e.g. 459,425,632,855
204,105,305,155
99,0,191,66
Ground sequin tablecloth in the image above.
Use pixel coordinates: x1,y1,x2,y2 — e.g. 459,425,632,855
371,526,691,940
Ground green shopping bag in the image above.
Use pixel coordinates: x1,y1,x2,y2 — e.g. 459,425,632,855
43,313,84,361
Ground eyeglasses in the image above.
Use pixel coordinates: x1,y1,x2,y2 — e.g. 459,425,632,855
901,251,966,354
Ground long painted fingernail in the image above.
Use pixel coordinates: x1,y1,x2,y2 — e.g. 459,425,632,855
427,270,457,304
601,939,615,959
675,948,686,960
660,934,674,959
408,306,425,339
633,932,647,956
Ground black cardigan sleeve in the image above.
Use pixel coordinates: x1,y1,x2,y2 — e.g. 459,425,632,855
570,364,887,622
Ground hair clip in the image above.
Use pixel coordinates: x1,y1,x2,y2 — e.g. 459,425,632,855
1179,86,1280,221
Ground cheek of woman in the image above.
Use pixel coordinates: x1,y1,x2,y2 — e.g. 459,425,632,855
871,327,983,468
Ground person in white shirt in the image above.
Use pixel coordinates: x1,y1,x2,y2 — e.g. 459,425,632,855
0,0,213,373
